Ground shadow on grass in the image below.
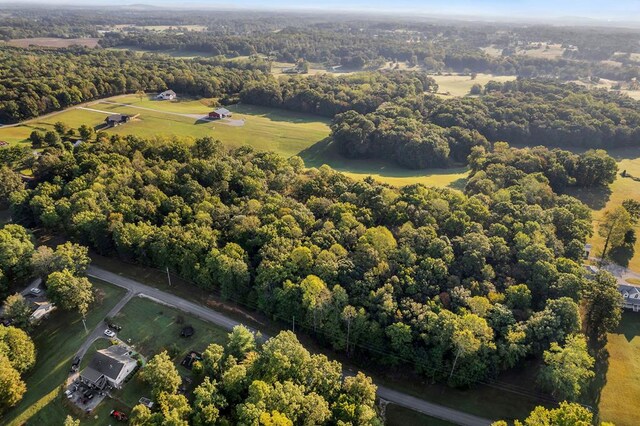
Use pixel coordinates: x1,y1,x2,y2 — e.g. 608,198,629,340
608,244,635,268
563,185,612,210
585,337,610,420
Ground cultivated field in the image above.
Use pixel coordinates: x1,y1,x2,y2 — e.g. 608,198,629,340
2,37,100,48
4,280,126,426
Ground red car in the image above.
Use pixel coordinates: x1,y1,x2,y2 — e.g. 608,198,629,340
110,410,128,421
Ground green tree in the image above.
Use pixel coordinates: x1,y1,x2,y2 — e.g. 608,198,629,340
538,335,594,401
492,401,594,426
599,206,633,259
2,294,32,329
140,351,182,398
0,354,26,413
0,325,36,373
77,124,94,141
584,271,622,338
0,225,34,282
63,415,80,426
46,270,94,316
226,325,256,361
0,166,24,207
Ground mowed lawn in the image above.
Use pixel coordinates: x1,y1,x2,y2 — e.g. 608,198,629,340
4,279,126,426
79,296,229,425
568,148,640,272
599,313,640,426
432,74,516,97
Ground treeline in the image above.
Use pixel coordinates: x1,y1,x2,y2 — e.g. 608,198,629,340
467,144,618,193
6,135,621,396
327,78,640,169
0,46,269,123
239,72,438,118
134,327,381,425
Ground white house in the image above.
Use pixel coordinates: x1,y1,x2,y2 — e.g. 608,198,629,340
619,284,640,312
156,90,177,100
80,345,137,389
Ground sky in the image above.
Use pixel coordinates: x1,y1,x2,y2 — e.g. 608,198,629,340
4,0,640,22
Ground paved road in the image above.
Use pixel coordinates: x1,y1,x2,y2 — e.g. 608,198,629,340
87,265,492,426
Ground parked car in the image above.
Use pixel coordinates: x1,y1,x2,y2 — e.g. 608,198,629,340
29,288,42,295
108,323,122,331
104,329,116,337
64,390,73,399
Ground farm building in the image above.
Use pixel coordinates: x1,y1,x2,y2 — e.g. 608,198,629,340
105,114,131,127
209,108,232,119
156,90,177,100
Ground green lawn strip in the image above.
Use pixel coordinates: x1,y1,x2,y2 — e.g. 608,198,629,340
598,313,640,425
4,279,126,426
386,404,457,426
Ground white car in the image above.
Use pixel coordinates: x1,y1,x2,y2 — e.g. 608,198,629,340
104,329,116,338
64,390,73,399
29,288,42,295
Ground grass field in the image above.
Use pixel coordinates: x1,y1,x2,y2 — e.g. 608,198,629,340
598,313,640,426
2,37,99,48
0,94,472,188
567,147,640,272
431,74,516,97
4,279,126,426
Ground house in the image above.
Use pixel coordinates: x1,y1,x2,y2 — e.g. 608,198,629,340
619,284,640,312
105,114,131,127
208,108,232,119
156,90,177,100
80,345,137,390
30,301,56,322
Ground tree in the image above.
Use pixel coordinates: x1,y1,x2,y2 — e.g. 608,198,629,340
226,325,256,361
0,325,36,373
538,335,594,401
43,130,61,147
140,351,182,398
46,270,94,316
63,415,80,426
0,354,26,413
77,124,94,141
2,294,32,329
0,225,34,282
0,166,24,207
53,121,70,137
136,90,146,102
584,271,622,338
494,401,594,426
622,199,640,223
598,206,633,259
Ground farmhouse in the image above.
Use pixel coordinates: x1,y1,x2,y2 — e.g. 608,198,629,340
79,345,137,390
156,90,177,100
105,114,131,127
619,283,640,312
209,108,232,119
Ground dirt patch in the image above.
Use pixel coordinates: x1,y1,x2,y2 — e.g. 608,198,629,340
4,38,100,48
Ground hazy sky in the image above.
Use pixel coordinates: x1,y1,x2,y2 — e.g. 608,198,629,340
5,0,640,21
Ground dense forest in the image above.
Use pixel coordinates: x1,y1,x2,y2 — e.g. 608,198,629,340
0,46,269,123
2,135,620,398
132,327,381,425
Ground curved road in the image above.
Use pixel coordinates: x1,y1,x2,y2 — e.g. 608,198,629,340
87,265,492,426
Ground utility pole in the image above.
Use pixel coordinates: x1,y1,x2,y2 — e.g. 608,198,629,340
166,266,172,287
82,315,88,334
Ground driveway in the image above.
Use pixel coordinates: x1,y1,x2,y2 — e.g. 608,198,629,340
87,265,492,426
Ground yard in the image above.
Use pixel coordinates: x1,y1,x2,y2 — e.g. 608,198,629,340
3,279,126,426
567,147,640,272
597,312,640,425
